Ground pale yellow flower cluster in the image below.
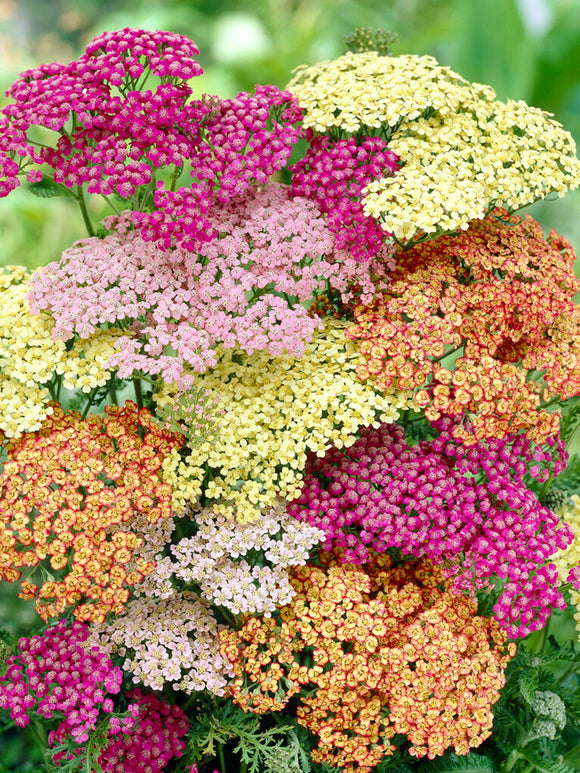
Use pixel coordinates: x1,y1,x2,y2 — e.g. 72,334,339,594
159,320,415,521
552,495,580,582
0,267,121,437
288,52,580,242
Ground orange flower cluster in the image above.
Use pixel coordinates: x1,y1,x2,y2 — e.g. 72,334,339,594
219,552,514,772
0,402,182,623
347,212,580,443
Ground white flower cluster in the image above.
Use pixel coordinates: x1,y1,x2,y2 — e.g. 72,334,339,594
169,501,325,615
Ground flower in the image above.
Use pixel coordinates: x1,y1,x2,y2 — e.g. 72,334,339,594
158,319,414,519
220,552,515,771
0,402,181,622
288,52,580,243
0,619,122,739
347,212,580,444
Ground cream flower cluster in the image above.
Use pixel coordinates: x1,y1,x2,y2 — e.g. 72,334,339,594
553,494,580,583
91,591,233,695
159,320,414,520
0,268,121,436
168,501,324,615
555,495,580,635
288,52,580,242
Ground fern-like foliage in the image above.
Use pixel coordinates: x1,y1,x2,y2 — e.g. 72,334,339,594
418,753,496,773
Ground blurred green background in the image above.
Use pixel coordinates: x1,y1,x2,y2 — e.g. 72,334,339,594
0,0,580,269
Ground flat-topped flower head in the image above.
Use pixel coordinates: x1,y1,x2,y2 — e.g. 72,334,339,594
0,619,122,738
347,213,580,444
0,402,182,622
220,552,515,771
289,419,571,637
0,28,202,200
158,319,415,520
288,52,580,244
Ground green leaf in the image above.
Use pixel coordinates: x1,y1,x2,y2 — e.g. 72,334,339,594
520,669,540,706
418,752,496,773
28,177,76,199
515,752,575,773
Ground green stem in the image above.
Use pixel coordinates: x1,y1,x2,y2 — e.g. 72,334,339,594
133,377,144,408
218,742,227,773
29,720,52,769
538,472,554,504
77,185,95,237
81,386,100,419
101,193,122,216
563,741,580,762
108,377,119,406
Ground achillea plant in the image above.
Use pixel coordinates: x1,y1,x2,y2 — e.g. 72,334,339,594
0,24,579,773
220,552,515,771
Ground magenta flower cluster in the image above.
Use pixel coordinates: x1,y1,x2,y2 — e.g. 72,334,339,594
291,134,399,263
133,86,304,250
0,619,121,741
288,419,574,637
0,29,203,198
96,689,189,773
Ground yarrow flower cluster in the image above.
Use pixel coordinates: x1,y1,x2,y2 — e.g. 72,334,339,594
0,620,122,738
1,25,580,773
0,29,203,197
158,319,414,519
95,689,190,773
53,688,191,773
347,212,580,444
91,592,232,695
0,402,181,622
220,552,515,771
0,266,120,437
163,501,324,615
288,52,580,243
289,419,572,637
290,135,399,267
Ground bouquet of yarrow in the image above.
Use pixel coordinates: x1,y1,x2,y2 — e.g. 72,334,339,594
1,25,580,773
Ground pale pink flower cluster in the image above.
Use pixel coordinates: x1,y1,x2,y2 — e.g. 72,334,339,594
92,591,233,695
28,184,391,383
166,501,324,615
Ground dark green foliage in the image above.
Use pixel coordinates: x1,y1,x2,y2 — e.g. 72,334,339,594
417,753,496,773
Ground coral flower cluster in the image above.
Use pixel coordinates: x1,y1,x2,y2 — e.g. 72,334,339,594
220,552,515,772
0,402,181,622
347,212,580,443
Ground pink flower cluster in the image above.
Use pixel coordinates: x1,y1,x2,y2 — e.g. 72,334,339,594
0,619,121,740
288,419,573,637
0,146,19,197
97,689,189,773
291,134,399,263
0,29,203,198
28,185,347,381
